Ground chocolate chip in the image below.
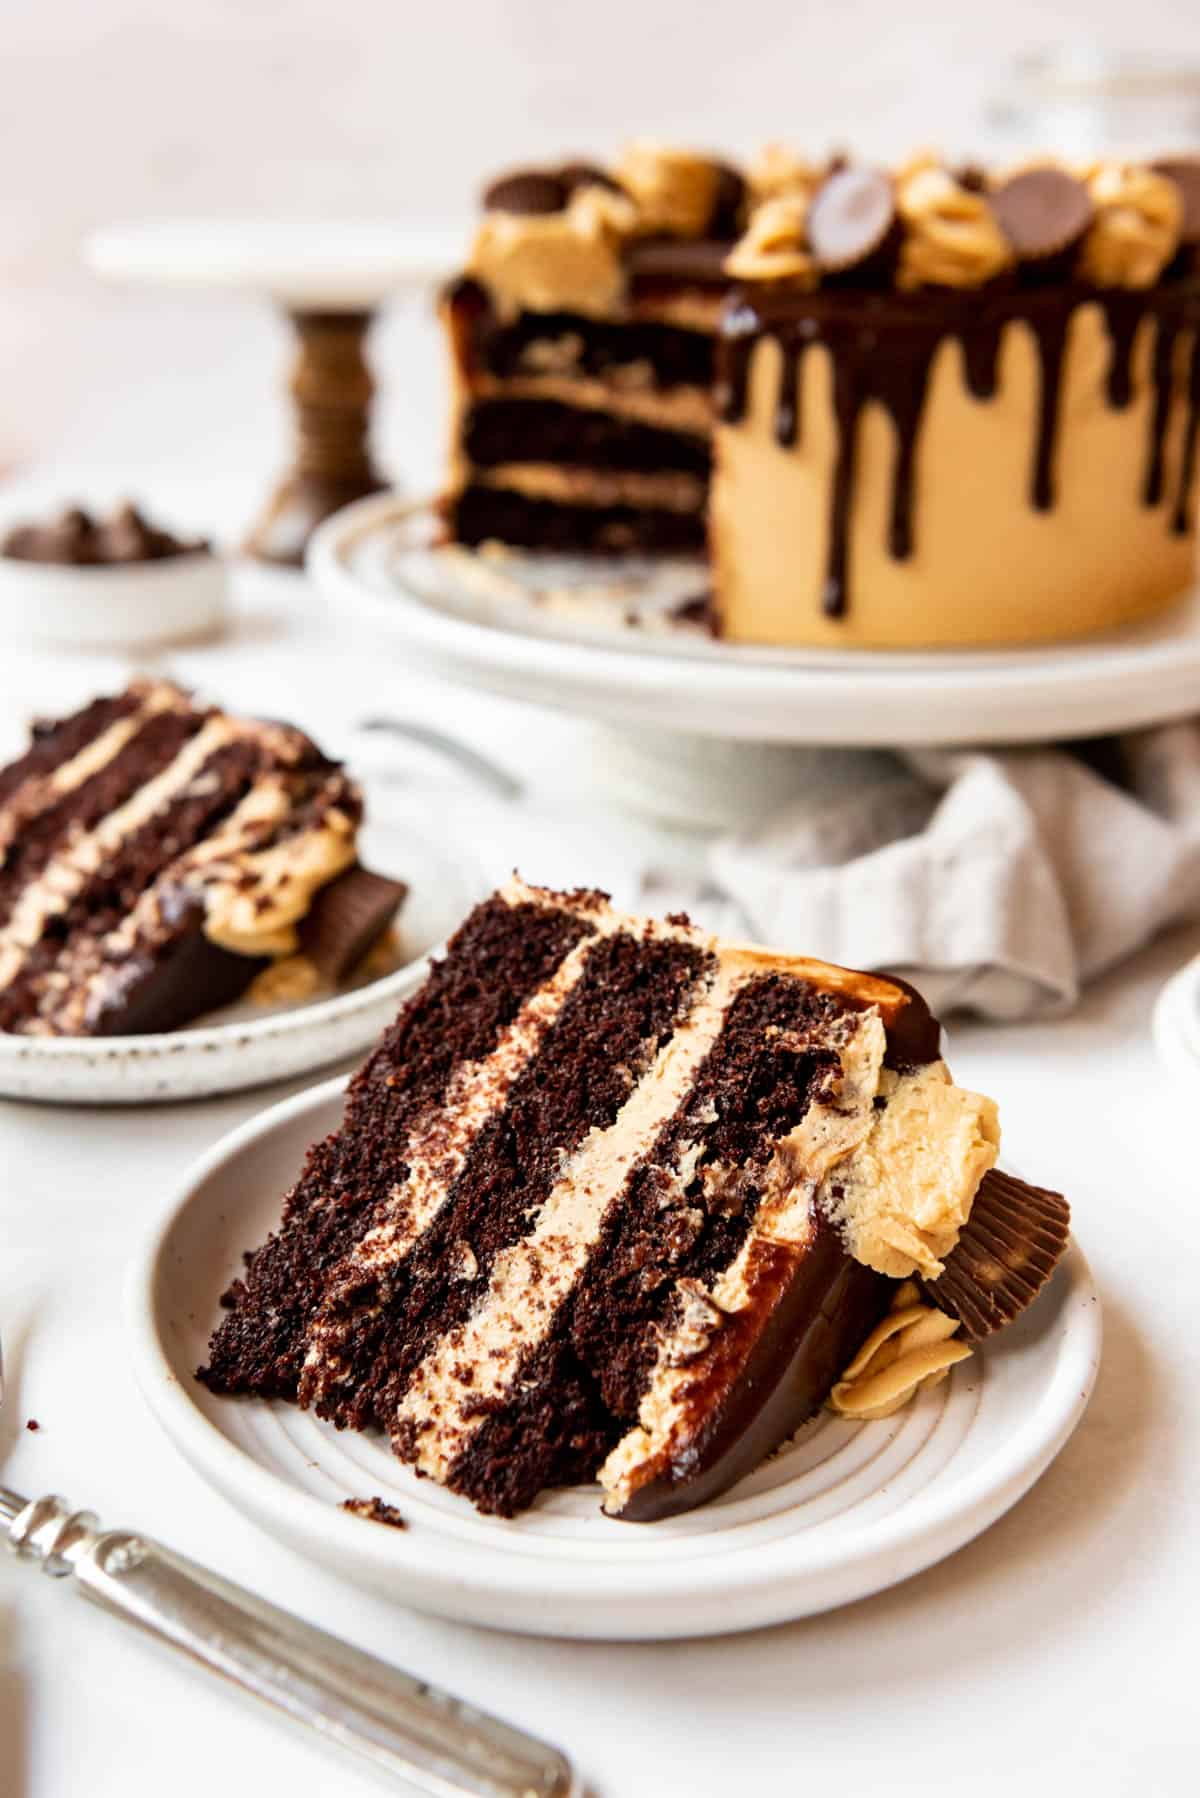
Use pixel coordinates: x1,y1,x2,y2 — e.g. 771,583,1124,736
1152,157,1200,245
482,169,568,215
808,166,896,272
991,167,1093,261
957,163,988,194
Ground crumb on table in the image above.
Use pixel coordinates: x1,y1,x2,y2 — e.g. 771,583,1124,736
340,1495,407,1529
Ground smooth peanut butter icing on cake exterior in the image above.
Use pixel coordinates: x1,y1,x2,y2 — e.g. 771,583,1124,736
200,879,1068,1522
441,144,1200,648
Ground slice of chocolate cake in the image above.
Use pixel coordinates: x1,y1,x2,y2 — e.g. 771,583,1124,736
443,144,745,557
201,880,1067,1522
0,680,406,1036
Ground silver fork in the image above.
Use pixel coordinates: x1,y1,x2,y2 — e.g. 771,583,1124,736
0,1334,575,1797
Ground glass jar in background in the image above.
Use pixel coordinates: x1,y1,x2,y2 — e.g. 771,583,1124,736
988,47,1200,161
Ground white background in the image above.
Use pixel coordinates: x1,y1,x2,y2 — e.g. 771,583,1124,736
5,1,1200,488
3,7,1200,1795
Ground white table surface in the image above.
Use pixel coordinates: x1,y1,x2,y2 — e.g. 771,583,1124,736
2,557,1199,1798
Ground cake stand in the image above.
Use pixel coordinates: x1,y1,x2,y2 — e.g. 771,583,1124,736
84,221,457,566
308,492,1200,827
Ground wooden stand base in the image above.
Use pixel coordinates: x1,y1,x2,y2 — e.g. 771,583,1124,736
244,309,388,567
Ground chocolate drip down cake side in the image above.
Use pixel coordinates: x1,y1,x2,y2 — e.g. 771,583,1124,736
441,144,1200,647
201,880,1070,1522
0,680,406,1037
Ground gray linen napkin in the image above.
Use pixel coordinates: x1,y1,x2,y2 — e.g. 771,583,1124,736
644,723,1200,1021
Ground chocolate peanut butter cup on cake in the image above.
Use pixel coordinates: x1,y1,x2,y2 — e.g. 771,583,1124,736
200,880,1068,1521
0,680,406,1036
440,142,1200,648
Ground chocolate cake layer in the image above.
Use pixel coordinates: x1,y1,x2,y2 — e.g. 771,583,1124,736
201,882,1007,1523
0,705,204,930
449,486,708,554
200,895,595,1399
0,691,144,810
300,929,709,1432
461,397,711,475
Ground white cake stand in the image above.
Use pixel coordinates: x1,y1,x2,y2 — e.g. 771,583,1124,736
309,491,1200,826
85,220,458,566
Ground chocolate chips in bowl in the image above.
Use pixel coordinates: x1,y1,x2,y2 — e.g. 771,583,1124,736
0,500,227,650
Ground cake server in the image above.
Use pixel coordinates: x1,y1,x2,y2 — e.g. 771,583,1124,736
0,1341,575,1797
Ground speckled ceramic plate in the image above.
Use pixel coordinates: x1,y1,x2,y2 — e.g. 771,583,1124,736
128,1080,1103,1640
0,809,485,1105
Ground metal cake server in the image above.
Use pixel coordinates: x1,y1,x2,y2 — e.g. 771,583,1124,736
0,1337,575,1797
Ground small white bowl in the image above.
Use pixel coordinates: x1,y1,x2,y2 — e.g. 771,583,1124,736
0,549,228,650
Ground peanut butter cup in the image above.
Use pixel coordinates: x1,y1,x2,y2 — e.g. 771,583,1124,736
482,169,568,215
991,166,1094,266
921,1169,1071,1339
807,165,898,276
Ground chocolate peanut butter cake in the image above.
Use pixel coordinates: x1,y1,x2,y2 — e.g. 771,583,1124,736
0,681,406,1036
200,879,1069,1521
442,143,1200,647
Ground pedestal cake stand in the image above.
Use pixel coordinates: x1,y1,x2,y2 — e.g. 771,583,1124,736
309,492,1200,827
85,221,457,566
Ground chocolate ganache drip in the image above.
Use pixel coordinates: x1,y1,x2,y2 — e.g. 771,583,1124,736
717,283,1200,619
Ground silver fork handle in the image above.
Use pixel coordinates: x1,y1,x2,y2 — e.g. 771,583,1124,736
5,1491,574,1798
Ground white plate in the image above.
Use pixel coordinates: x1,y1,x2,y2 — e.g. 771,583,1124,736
0,810,484,1105
1153,954,1200,1090
309,493,1200,747
128,1076,1102,1640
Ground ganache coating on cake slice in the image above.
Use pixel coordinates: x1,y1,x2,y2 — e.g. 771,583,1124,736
449,486,708,555
443,974,854,1516
0,707,206,930
461,398,711,476
303,931,711,1434
0,737,267,1034
446,281,716,387
0,690,145,810
197,898,595,1400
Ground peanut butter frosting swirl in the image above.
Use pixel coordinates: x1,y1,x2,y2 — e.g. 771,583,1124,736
828,1281,971,1420
896,163,1014,290
724,194,815,284
615,140,722,238
819,1059,1001,1280
468,183,637,320
747,142,823,207
1079,161,1183,288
